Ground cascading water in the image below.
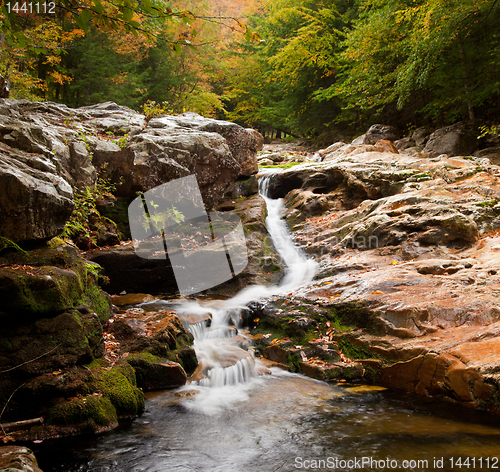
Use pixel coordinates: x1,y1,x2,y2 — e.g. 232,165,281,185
171,170,318,399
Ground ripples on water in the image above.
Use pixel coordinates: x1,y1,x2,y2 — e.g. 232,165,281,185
35,366,500,472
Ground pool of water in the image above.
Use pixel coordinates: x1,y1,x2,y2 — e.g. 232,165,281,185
34,362,500,472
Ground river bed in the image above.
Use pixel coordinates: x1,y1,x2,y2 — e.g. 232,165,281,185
34,365,500,471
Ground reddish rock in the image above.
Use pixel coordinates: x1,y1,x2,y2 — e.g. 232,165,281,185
375,139,399,154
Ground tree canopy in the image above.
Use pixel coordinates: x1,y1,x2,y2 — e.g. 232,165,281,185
225,0,500,139
1,0,499,137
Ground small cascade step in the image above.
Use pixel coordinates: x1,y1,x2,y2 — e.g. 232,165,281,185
198,355,256,387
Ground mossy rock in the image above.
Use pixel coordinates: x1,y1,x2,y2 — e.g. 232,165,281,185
91,364,145,417
0,245,112,323
126,353,187,391
82,282,113,324
47,395,118,431
172,346,198,375
0,309,104,376
0,266,84,317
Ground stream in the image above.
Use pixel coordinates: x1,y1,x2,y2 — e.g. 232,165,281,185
35,172,500,471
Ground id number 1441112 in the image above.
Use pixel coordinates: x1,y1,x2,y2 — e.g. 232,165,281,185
4,2,56,14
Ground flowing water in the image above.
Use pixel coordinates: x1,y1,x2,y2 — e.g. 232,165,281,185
35,172,500,471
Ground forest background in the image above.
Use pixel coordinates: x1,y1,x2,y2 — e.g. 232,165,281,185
1,0,499,142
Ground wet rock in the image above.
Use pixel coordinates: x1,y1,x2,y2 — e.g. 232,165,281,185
0,446,42,472
40,362,144,436
0,245,115,432
108,126,240,207
68,141,96,187
301,361,365,382
0,245,112,320
0,309,104,376
47,395,118,434
253,140,500,411
126,353,187,390
0,100,262,247
246,128,265,154
474,146,500,165
261,345,289,364
108,308,197,376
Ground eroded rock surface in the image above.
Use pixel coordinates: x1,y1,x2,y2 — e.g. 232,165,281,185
252,130,500,412
0,100,261,242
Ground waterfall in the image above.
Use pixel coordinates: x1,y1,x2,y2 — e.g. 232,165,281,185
166,171,319,396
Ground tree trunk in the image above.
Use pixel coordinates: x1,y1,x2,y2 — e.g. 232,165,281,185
458,39,475,121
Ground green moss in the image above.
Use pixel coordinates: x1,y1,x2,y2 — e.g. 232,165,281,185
91,364,145,417
83,283,112,323
260,161,304,169
125,352,189,390
323,363,365,381
337,337,374,360
0,237,29,256
327,302,373,330
98,197,132,240
167,346,198,375
287,351,302,373
475,200,499,208
47,395,117,429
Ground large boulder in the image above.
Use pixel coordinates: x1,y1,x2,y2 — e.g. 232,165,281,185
0,143,74,242
101,123,241,206
152,113,261,177
423,122,478,157
363,124,399,145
